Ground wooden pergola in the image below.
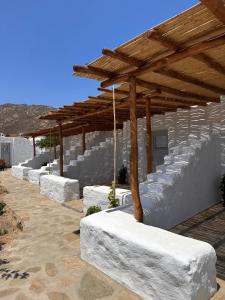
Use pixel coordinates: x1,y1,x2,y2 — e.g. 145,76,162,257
72,0,225,222
24,0,225,222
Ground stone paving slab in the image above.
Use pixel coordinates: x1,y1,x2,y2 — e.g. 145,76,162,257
0,170,140,300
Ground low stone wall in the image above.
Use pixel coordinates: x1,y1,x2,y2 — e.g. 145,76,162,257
80,209,217,300
83,185,130,213
28,168,48,185
11,166,32,180
40,175,80,203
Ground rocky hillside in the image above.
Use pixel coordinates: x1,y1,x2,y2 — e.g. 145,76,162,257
0,103,56,136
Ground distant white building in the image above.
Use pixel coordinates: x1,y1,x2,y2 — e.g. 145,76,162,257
0,136,33,167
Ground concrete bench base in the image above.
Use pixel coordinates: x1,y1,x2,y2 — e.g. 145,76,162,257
81,209,217,300
11,166,32,180
28,168,49,185
83,185,131,213
40,175,80,203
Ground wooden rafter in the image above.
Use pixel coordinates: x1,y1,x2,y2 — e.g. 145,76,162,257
193,53,225,77
156,68,225,94
102,48,144,67
135,78,219,103
201,0,225,24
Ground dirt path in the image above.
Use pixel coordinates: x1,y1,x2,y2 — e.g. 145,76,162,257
0,170,139,300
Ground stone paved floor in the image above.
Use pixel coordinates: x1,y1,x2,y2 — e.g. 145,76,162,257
0,170,140,300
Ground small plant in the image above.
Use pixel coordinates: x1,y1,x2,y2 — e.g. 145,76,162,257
220,174,225,206
108,181,119,208
86,205,101,216
0,202,6,216
35,136,59,149
117,165,127,185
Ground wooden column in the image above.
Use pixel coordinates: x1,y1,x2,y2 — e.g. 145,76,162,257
82,127,86,154
32,136,36,157
53,142,57,160
58,122,64,177
146,99,153,174
129,76,143,223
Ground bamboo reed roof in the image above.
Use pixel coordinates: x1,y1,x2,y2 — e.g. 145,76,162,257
23,0,225,137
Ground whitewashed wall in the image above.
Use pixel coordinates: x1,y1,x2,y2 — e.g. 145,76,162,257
0,136,33,166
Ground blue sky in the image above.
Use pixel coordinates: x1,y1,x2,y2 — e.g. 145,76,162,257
0,0,198,108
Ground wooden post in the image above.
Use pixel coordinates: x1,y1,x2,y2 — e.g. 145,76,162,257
146,99,153,174
53,141,57,160
58,122,64,177
32,136,36,157
129,76,143,223
82,127,86,154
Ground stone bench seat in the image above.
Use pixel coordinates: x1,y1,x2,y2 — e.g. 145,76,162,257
81,209,217,300
40,175,80,203
28,168,49,185
11,165,32,180
83,185,131,213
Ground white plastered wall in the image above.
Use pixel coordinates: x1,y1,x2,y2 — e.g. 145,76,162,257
0,136,33,166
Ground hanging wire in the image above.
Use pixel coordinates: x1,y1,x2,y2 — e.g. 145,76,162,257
112,85,117,200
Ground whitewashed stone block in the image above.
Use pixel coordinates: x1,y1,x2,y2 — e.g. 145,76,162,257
40,175,80,203
28,168,48,185
11,165,32,180
83,185,130,213
81,209,217,300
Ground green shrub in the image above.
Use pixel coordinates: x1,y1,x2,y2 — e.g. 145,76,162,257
86,205,101,216
0,202,6,216
108,181,119,208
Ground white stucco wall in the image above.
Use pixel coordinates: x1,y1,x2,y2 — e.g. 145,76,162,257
83,185,130,213
0,136,33,166
81,209,217,300
40,175,80,202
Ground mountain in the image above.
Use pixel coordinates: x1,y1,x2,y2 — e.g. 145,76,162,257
0,103,56,136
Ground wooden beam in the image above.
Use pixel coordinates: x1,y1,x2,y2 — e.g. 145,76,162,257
73,65,113,79
101,34,225,87
193,53,225,77
102,48,144,67
82,127,86,154
32,137,36,157
153,96,207,106
145,99,153,174
201,0,225,24
135,78,219,103
156,67,225,94
147,29,178,51
58,122,64,177
53,143,57,160
129,76,143,223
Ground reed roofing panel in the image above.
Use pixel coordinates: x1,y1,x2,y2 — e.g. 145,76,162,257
75,3,224,80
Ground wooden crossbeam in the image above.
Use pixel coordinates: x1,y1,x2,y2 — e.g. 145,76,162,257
156,67,225,94
193,53,225,77
201,0,225,24
147,29,178,51
73,65,113,78
100,34,225,87
102,48,144,67
135,78,219,103
153,96,207,106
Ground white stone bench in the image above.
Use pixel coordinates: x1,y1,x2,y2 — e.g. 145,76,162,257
11,165,32,180
40,175,80,203
80,209,217,300
83,185,131,213
28,168,49,185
